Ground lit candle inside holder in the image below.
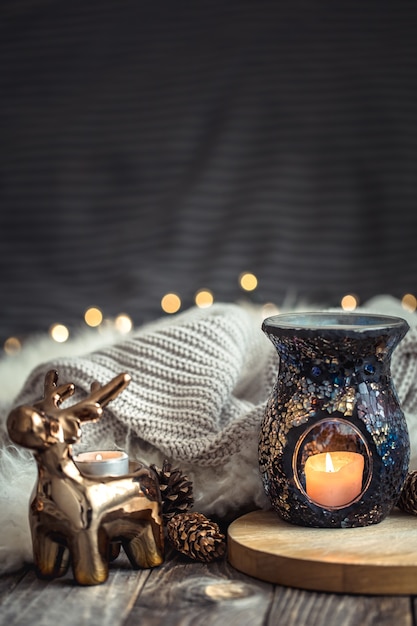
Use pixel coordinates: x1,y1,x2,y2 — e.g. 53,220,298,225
305,451,365,508
73,450,129,476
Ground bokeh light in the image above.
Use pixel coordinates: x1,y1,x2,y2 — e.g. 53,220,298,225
115,314,133,334
4,336,22,356
341,294,358,311
261,303,280,318
50,323,69,343
161,293,181,314
84,307,103,327
239,272,258,292
195,289,214,308
402,293,417,312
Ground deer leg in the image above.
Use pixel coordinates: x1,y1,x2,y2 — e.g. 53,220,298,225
109,541,121,561
32,529,69,579
70,529,109,586
123,521,164,569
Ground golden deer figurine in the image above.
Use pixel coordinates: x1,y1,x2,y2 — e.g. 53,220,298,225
7,370,164,585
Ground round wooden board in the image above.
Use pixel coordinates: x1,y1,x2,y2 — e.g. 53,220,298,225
227,509,417,595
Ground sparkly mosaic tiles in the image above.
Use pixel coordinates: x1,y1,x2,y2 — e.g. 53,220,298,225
258,312,410,528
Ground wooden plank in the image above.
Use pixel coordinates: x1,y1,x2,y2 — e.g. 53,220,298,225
0,554,413,626
0,569,27,605
0,557,151,626
228,509,417,595
268,586,413,626
411,596,417,626
125,550,274,626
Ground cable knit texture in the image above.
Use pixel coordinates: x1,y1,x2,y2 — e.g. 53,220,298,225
1,297,417,574
14,304,276,466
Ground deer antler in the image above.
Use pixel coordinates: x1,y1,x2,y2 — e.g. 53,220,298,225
60,372,131,423
34,370,131,423
7,370,131,450
34,370,76,412
87,374,131,410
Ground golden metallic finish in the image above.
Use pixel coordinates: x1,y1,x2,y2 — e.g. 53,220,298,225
7,370,164,585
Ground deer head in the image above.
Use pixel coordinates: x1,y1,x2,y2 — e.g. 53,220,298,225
7,369,131,451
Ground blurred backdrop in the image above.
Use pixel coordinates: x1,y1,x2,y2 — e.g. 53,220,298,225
1,0,417,350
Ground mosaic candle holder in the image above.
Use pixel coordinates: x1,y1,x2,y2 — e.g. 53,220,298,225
259,312,410,528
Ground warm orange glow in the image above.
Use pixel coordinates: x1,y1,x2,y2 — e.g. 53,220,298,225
195,289,214,308
161,293,181,314
84,307,103,327
341,294,358,311
4,336,22,356
239,272,258,292
402,293,417,313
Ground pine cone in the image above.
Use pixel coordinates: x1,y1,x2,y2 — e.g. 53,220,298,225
398,470,417,515
167,512,226,562
150,459,194,522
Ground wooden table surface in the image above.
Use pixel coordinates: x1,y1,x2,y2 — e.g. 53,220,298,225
0,547,414,626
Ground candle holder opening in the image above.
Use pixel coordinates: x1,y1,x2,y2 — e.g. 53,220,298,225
293,418,371,510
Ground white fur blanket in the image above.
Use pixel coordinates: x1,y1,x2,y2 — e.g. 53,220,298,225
1,296,416,574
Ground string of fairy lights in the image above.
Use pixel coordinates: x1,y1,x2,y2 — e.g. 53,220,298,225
2,272,417,357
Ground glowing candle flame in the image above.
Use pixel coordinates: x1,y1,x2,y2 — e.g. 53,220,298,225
325,452,335,473
95,453,103,461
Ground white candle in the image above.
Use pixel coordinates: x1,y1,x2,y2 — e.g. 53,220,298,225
304,451,364,507
73,450,129,476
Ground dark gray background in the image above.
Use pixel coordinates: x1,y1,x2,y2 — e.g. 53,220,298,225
1,0,416,343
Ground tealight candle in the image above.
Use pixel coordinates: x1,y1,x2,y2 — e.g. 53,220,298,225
305,451,364,508
74,450,129,476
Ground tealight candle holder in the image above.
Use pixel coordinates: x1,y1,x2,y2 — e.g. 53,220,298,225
74,450,129,476
259,312,410,528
